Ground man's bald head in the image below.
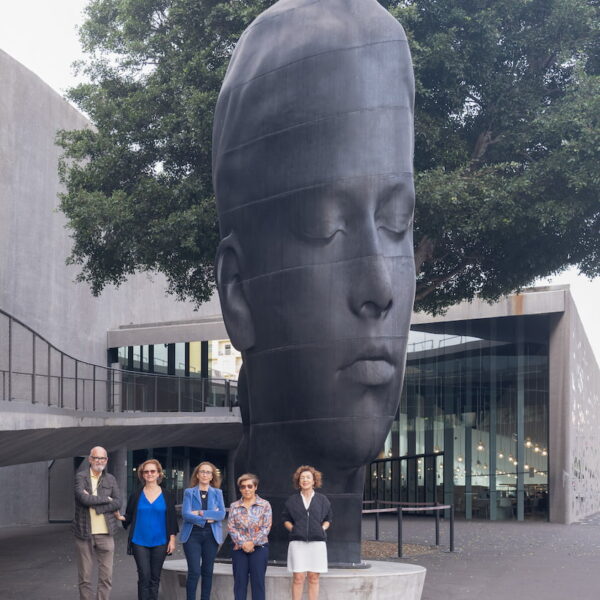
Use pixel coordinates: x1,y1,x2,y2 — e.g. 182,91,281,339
88,446,108,473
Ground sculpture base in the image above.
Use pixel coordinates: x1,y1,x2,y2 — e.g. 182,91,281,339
160,559,426,600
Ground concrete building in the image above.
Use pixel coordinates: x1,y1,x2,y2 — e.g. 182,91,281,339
0,49,237,525
1,49,599,529
366,287,600,524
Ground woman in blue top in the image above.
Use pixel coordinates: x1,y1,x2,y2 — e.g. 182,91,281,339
120,459,178,600
180,461,226,600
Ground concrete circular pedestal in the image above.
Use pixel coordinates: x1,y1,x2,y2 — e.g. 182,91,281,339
160,559,426,599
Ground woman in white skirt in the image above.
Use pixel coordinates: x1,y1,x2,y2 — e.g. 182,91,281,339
283,465,332,600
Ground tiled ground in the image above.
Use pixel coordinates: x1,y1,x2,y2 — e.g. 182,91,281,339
2,515,600,599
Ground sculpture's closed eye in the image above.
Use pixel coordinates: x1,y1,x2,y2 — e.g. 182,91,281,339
375,187,414,240
294,201,346,242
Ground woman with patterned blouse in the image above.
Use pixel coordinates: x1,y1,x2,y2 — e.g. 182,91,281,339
228,473,272,600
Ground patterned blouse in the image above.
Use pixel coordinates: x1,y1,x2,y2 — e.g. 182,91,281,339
228,495,272,550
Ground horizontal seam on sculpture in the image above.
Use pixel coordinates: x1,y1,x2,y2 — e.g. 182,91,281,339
217,104,411,159
245,335,410,357
218,171,414,216
241,0,320,34
224,38,409,94
223,253,415,284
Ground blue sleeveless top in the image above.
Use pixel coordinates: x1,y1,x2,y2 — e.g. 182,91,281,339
132,492,167,547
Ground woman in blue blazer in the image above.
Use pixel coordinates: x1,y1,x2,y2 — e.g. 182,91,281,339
180,462,226,600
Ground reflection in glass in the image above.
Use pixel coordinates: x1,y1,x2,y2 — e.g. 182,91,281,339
175,343,185,376
153,344,168,374
392,315,549,521
189,342,202,376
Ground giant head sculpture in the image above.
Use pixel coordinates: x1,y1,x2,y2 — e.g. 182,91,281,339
214,0,415,564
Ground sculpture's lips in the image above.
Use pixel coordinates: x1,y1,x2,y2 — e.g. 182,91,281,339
340,349,396,386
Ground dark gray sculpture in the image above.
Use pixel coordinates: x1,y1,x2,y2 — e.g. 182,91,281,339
214,0,415,565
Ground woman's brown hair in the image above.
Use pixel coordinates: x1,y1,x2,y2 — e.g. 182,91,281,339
292,465,323,489
137,459,164,484
189,461,222,488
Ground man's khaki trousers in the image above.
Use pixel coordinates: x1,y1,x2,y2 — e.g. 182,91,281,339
75,534,115,600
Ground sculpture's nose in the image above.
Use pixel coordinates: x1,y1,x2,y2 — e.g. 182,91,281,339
348,253,393,319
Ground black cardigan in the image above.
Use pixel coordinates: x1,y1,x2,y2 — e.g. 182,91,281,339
123,486,179,554
282,492,332,542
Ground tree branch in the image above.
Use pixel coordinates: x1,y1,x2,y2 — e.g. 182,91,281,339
414,261,474,302
414,235,435,274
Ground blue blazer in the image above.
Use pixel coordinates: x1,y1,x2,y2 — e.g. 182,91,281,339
180,486,226,544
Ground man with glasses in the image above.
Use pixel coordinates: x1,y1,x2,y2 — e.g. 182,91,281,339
73,446,122,600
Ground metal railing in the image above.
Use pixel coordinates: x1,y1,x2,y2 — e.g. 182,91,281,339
0,308,237,412
363,500,455,557
366,452,445,506
117,371,237,412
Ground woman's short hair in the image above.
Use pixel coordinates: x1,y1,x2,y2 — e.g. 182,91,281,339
189,461,222,488
237,473,259,488
292,465,323,489
137,459,164,484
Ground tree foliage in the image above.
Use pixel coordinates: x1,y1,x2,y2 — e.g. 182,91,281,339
58,0,600,313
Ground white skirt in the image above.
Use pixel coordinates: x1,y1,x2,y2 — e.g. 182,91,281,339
287,540,328,573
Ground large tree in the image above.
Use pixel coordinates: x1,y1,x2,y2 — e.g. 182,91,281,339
58,0,600,314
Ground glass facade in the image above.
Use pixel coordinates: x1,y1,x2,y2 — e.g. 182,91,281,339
369,314,549,521
115,340,242,380
127,447,230,504
112,319,549,521
117,342,208,377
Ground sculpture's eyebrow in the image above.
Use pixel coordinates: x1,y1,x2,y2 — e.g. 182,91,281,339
376,178,415,212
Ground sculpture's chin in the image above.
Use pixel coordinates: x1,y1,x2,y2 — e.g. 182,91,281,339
300,416,392,468
246,415,393,490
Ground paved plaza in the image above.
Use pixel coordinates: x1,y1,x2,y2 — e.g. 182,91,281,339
2,515,600,599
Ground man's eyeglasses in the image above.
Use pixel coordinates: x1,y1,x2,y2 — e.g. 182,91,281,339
90,456,108,461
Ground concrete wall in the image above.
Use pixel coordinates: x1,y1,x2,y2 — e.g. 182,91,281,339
564,294,600,522
0,49,228,528
0,451,127,529
48,457,77,522
411,285,566,325
0,49,226,370
548,305,572,523
0,462,49,527
548,291,600,524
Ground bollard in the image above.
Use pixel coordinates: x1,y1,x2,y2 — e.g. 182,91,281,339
450,504,455,552
397,507,403,558
435,505,440,546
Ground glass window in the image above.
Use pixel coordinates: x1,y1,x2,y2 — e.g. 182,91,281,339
189,342,202,377
175,343,185,377
153,344,168,374
390,315,549,521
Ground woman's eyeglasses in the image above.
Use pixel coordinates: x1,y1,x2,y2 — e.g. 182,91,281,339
239,483,255,490
143,469,158,474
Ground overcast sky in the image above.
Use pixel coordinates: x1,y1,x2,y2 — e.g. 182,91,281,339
2,0,599,364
